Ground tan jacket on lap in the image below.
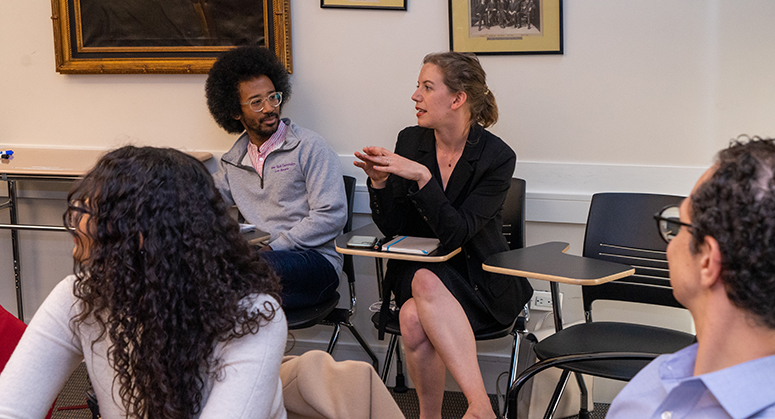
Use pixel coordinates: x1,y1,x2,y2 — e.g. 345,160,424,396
281,351,405,419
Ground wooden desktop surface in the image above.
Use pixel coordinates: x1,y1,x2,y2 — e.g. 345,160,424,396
335,223,461,262
243,229,271,244
0,147,212,178
482,241,635,286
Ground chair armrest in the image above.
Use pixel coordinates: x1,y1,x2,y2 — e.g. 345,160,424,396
505,352,658,419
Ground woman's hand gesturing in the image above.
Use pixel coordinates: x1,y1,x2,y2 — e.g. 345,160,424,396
354,146,431,189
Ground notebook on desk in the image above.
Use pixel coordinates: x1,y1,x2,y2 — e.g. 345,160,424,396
383,236,441,255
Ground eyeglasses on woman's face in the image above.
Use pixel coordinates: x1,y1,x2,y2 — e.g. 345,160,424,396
66,200,95,261
241,92,283,113
65,200,92,230
653,204,693,243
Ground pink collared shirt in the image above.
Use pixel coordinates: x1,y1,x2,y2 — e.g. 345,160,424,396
247,120,287,178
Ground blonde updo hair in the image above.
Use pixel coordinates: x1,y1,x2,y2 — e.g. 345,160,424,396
423,51,498,128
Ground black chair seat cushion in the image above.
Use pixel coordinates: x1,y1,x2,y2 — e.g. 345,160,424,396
371,312,401,335
370,311,516,340
286,292,340,330
534,321,696,381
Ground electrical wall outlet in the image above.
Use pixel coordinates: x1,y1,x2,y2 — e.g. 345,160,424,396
530,290,562,312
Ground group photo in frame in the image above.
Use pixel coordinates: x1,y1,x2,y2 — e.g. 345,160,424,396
449,0,563,55
50,0,293,74
320,0,406,10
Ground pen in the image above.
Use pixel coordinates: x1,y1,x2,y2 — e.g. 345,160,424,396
373,238,384,251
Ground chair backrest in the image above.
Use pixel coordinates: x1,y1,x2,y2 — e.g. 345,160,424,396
581,193,685,316
502,178,527,250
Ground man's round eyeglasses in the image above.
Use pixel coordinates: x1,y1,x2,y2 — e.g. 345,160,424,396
653,204,693,243
241,92,283,113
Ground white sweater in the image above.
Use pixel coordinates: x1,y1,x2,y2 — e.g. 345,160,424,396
0,275,287,419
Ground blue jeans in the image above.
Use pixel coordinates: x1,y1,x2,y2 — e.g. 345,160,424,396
259,249,339,309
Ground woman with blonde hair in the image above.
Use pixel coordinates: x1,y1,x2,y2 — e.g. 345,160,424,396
355,52,532,419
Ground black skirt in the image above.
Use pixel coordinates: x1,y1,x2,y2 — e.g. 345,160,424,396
377,255,506,339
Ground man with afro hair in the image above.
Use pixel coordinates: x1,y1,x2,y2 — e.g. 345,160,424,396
205,46,346,309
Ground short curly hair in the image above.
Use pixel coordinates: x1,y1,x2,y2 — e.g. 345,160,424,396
205,46,291,134
690,136,775,329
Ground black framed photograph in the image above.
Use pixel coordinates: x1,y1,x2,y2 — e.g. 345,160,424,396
321,0,407,11
449,0,563,55
50,0,293,74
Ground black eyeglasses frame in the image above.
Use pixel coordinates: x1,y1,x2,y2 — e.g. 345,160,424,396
653,204,693,244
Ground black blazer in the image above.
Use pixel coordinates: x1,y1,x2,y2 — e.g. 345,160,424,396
369,125,532,328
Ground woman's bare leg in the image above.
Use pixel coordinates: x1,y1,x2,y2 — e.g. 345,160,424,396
400,269,495,419
400,299,446,419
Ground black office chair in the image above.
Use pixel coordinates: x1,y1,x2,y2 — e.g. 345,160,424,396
371,178,532,393
505,193,697,419
285,176,379,370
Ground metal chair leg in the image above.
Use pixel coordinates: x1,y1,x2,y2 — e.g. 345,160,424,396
543,370,570,419
326,323,342,354
379,334,408,392
574,372,590,419
508,330,527,389
392,337,408,393
345,323,380,371
324,316,379,372
381,334,398,382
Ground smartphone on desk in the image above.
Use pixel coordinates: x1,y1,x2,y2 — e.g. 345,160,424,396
347,235,378,249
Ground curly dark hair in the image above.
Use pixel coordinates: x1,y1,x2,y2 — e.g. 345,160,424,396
205,46,291,134
690,136,775,329
64,146,282,419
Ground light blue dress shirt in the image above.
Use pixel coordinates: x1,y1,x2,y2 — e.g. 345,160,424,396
607,343,775,419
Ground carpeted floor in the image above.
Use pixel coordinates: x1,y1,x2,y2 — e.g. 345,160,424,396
51,363,609,419
389,387,609,419
51,363,92,419
389,387,499,419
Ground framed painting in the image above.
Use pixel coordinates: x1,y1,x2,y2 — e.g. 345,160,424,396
449,0,563,55
321,0,407,10
50,0,293,74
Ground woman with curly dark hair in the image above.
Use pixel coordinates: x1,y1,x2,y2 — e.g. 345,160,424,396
0,146,286,419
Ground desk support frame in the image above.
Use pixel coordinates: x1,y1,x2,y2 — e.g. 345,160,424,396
481,241,636,419
4,179,23,321
550,282,563,333
1,150,212,322
1,177,74,321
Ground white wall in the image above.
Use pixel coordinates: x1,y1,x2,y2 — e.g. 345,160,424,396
3,0,775,402
5,1,775,156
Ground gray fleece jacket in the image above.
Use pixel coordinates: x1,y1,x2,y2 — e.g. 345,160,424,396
213,118,346,273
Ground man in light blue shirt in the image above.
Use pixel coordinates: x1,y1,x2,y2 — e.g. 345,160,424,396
608,137,775,419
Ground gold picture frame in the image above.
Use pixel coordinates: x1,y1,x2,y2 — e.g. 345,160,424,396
321,0,407,10
50,0,293,74
449,0,563,55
